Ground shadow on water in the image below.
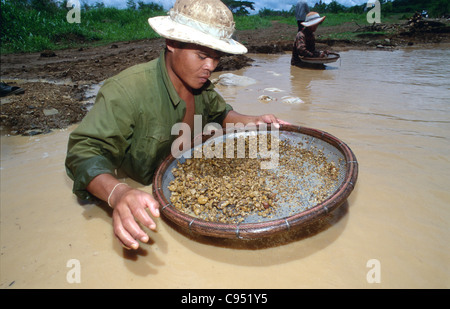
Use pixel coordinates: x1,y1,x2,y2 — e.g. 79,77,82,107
161,201,350,266
79,197,168,275
81,192,350,267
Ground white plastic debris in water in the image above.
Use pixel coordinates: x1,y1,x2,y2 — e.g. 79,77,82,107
258,95,276,103
266,71,281,77
264,87,283,92
212,73,257,87
281,96,304,104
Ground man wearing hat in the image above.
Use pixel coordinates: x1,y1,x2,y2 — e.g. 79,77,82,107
65,0,288,250
291,11,329,66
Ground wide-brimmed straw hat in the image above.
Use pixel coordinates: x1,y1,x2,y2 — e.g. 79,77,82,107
148,0,247,54
301,12,326,27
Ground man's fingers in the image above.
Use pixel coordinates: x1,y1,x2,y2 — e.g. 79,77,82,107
113,210,141,249
111,188,161,250
134,207,157,230
144,195,160,218
278,119,291,125
257,114,292,129
130,194,159,230
114,207,149,246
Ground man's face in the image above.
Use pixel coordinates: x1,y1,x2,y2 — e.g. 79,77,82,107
167,41,222,90
309,24,319,32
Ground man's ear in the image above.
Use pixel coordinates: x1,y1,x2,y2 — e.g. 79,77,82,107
166,39,176,52
166,39,187,51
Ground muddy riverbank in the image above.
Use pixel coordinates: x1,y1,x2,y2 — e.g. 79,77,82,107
1,18,449,135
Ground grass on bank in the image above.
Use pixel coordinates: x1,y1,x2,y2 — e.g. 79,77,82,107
1,4,166,54
1,2,407,54
273,12,406,40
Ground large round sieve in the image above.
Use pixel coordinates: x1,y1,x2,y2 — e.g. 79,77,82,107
301,52,340,64
153,124,358,239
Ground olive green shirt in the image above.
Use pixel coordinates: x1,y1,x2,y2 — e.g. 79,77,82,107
65,51,233,200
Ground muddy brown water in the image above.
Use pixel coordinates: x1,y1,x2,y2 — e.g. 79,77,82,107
1,46,449,288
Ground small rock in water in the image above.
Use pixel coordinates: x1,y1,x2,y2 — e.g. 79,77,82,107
258,95,276,103
43,108,59,116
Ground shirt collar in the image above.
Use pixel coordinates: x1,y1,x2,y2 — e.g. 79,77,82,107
158,50,182,107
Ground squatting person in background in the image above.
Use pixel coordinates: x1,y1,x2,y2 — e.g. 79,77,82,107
291,11,331,66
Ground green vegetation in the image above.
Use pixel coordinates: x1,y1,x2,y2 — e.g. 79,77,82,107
0,0,165,53
234,15,272,31
390,0,449,17
1,0,447,54
272,12,369,27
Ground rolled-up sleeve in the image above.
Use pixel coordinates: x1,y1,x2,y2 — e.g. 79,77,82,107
294,32,312,58
65,79,135,200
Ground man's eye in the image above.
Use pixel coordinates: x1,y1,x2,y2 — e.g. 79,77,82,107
198,54,207,60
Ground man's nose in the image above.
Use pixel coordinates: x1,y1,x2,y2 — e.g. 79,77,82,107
204,57,219,71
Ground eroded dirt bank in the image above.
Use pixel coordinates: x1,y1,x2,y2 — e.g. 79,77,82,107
1,18,449,135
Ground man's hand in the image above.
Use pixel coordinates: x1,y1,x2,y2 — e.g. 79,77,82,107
223,110,291,129
87,174,160,250
110,186,160,250
255,114,291,129
319,50,329,58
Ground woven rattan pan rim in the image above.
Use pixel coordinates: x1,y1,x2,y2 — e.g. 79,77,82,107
152,124,358,239
301,52,340,64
